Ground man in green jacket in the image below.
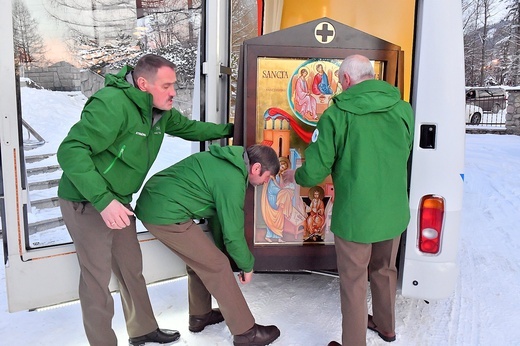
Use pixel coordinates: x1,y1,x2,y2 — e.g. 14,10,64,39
135,144,281,346
285,55,414,346
57,54,234,346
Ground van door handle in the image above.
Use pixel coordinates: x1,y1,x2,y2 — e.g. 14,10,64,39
419,124,436,149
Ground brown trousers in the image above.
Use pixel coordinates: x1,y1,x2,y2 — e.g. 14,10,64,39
143,221,255,335
335,235,401,346
60,199,158,346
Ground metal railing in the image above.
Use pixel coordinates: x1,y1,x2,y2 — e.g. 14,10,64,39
22,119,46,149
465,98,507,127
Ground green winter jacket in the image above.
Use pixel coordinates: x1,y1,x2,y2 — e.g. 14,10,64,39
57,65,233,212
135,145,254,272
295,79,414,243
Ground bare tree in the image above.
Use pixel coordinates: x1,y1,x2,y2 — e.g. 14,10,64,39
135,1,202,88
502,0,520,85
40,0,201,74
135,0,201,50
44,0,136,46
43,0,139,69
471,0,501,84
12,0,46,70
229,0,258,119
463,0,482,85
463,0,514,86
463,0,497,85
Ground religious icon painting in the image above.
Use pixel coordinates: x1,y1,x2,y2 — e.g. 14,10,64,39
234,17,403,270
252,57,341,247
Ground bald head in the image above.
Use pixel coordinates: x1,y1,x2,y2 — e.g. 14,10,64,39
338,54,375,90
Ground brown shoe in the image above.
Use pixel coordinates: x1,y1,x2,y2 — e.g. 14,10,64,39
189,308,225,333
233,323,280,346
327,342,341,346
367,314,396,342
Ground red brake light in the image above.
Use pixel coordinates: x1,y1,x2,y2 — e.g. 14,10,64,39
418,195,445,254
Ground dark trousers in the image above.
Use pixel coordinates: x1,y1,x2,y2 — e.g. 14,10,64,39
335,235,401,346
143,220,255,335
60,199,158,346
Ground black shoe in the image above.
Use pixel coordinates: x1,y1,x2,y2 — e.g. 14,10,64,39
328,342,341,346
129,328,180,346
233,323,280,346
189,308,225,332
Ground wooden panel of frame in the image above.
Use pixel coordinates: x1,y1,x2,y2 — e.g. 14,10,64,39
234,18,403,271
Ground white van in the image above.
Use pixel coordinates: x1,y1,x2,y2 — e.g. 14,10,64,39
1,0,465,311
466,87,507,113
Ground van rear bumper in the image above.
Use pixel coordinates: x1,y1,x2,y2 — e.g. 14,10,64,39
400,259,458,300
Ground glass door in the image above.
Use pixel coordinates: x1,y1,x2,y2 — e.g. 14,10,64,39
1,0,208,312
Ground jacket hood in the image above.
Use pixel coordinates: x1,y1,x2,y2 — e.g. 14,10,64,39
104,65,153,114
104,65,134,89
332,79,402,115
208,145,247,177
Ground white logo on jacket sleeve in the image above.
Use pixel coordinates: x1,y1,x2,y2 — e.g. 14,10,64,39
311,129,319,142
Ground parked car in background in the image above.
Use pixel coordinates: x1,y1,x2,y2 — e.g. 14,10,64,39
466,87,507,113
465,104,483,125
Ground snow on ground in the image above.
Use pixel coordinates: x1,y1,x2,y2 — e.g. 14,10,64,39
1,87,520,345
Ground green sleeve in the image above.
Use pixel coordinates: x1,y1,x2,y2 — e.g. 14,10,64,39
165,109,234,141
57,97,121,211
208,217,225,250
295,112,336,187
213,178,254,272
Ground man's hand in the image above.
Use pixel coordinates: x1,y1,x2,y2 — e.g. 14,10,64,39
100,200,134,229
238,270,253,284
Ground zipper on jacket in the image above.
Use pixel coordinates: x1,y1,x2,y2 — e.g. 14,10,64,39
103,145,126,174
193,205,211,215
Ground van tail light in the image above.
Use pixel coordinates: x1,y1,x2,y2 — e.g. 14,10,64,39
418,195,445,254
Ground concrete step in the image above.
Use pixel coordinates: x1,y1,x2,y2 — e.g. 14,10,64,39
27,164,61,177
30,196,60,210
28,179,60,191
0,216,65,236
14,152,64,236
25,153,56,164
28,217,64,235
